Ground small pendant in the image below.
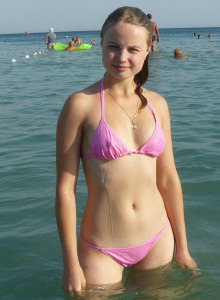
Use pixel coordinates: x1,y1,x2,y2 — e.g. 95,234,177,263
131,121,137,129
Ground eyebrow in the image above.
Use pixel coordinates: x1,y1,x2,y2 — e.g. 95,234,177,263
106,41,119,45
106,41,142,49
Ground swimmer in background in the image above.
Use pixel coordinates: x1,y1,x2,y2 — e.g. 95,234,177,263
91,40,96,45
147,13,160,52
75,36,82,45
207,34,212,39
198,34,202,39
65,41,76,51
44,28,56,50
56,6,197,293
174,48,187,59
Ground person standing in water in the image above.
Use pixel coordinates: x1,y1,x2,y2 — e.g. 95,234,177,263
56,6,197,293
44,28,56,50
147,13,160,52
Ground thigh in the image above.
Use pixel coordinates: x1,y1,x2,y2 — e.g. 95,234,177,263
152,40,156,46
78,237,124,285
133,222,174,270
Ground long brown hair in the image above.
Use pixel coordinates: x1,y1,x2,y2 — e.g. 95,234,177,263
100,6,152,109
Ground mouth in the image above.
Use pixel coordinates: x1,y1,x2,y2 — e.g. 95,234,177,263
113,65,129,72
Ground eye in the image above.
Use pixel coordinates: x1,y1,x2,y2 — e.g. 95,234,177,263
129,47,139,53
108,45,119,49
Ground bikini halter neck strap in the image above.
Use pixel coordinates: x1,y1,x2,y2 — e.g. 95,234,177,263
100,78,105,121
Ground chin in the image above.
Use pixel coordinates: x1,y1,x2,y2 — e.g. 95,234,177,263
106,69,135,81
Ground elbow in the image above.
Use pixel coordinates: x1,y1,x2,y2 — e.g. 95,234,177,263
157,174,181,194
55,183,74,206
55,185,76,224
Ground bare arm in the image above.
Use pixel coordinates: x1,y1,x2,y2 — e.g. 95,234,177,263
56,94,86,292
155,24,160,42
155,98,197,270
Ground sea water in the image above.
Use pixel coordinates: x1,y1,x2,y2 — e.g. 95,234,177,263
0,28,220,299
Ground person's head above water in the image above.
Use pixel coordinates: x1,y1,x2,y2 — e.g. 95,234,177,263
174,48,187,59
100,6,153,109
174,48,182,57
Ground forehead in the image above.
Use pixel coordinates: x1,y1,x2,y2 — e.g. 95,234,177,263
103,22,148,43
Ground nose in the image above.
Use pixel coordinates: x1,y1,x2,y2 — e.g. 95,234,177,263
117,48,127,63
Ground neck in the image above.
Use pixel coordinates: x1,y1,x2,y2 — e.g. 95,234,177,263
103,74,135,97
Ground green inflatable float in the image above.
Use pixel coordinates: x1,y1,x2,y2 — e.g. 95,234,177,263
54,42,92,51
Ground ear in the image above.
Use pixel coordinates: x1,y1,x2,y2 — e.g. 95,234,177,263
146,47,150,58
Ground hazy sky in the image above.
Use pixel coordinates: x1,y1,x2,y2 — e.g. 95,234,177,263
1,0,219,34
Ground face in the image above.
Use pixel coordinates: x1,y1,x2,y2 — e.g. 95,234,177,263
101,23,150,80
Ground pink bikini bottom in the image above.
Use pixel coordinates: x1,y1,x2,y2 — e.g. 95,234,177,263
80,218,169,267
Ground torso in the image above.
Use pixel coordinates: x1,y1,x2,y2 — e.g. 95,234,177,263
150,21,157,36
48,32,55,43
79,80,168,248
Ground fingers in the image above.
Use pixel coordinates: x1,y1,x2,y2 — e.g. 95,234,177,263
63,278,87,295
69,286,86,297
190,264,201,276
177,260,201,276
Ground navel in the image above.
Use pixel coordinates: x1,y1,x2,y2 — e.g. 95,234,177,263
132,203,137,210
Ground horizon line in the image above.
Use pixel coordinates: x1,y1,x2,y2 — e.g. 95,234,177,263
1,26,220,35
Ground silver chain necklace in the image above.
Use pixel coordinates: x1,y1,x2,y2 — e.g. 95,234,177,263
106,89,139,130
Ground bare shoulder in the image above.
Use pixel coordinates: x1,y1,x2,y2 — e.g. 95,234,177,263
59,81,100,122
143,88,169,123
150,21,156,28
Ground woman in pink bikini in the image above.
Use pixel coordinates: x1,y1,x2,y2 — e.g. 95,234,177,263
56,6,197,293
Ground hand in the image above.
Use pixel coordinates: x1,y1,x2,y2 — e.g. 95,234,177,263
176,249,200,275
62,264,86,293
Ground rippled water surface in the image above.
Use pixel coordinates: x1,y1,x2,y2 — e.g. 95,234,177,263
1,28,220,299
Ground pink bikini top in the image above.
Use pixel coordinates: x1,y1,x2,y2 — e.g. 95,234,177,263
82,79,166,161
